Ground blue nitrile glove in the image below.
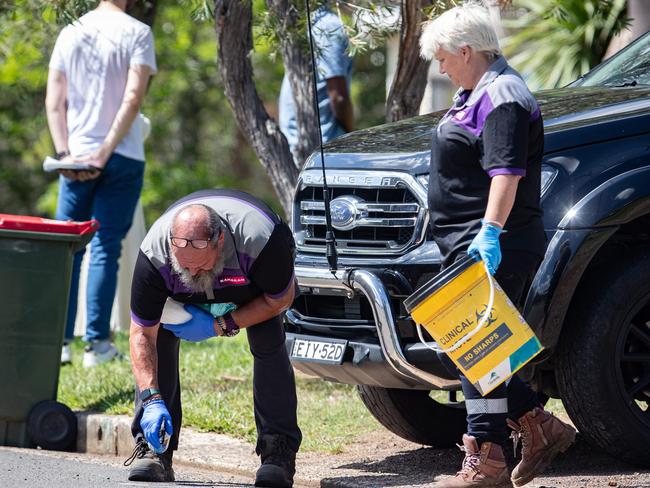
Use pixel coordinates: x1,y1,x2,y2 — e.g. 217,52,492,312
140,398,173,454
161,304,216,342
467,220,503,275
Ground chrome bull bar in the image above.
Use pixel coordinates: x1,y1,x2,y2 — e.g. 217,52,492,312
294,266,456,389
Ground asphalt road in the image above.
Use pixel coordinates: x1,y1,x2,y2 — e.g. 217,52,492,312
0,446,258,488
3,436,649,488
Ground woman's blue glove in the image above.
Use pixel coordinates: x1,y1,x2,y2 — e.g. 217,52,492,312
140,398,173,454
161,304,216,342
467,221,502,275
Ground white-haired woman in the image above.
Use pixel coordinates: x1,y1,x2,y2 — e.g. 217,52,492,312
420,4,575,488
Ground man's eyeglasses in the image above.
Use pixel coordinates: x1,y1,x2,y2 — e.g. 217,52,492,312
170,234,214,249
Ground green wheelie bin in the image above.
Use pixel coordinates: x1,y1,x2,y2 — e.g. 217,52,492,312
0,214,97,449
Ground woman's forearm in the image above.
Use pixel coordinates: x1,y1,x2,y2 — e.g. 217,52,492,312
484,174,521,227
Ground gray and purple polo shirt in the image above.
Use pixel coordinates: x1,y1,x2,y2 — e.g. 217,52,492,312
428,56,546,266
130,189,295,327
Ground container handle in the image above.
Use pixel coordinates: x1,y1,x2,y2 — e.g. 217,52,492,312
416,260,495,355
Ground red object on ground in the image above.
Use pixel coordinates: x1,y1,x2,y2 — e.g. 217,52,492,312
0,214,99,235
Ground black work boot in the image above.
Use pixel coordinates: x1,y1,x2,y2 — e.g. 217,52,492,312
123,438,175,482
254,434,296,488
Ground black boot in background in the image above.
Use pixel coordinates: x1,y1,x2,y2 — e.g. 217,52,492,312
254,434,296,488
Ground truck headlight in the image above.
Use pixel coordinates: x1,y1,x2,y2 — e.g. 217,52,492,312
419,166,557,198
541,165,558,197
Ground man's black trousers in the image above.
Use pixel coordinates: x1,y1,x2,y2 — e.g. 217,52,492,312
131,315,302,453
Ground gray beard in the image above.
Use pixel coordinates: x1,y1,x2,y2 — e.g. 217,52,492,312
170,252,225,294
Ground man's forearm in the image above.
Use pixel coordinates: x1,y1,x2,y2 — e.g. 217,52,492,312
45,68,69,154
96,64,152,162
129,321,159,390
101,101,140,156
230,287,295,328
46,105,69,154
332,96,354,133
326,76,353,133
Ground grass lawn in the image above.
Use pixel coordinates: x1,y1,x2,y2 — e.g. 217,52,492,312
59,332,569,453
58,331,380,453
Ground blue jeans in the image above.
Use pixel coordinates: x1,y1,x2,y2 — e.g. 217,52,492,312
56,153,144,343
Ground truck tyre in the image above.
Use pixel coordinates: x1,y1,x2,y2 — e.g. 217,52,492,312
357,385,466,447
556,249,650,467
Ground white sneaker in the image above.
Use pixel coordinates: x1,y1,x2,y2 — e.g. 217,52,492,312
82,341,121,368
61,344,72,365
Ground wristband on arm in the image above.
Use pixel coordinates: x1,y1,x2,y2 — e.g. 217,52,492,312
216,312,240,337
140,388,161,403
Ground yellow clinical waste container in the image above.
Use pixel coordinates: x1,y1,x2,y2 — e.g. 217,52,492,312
405,255,543,396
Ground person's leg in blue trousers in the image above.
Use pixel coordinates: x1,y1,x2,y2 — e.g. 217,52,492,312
436,250,541,445
56,153,144,343
56,176,94,342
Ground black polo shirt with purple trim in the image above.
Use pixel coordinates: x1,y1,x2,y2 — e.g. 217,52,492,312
428,56,546,266
130,189,295,327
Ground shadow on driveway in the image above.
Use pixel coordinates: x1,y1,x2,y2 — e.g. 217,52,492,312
321,435,650,488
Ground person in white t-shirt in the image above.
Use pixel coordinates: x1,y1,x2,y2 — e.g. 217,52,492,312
46,0,157,368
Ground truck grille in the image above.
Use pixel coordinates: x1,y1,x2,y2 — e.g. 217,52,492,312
293,170,428,256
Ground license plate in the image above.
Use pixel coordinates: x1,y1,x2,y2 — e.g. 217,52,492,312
291,338,347,364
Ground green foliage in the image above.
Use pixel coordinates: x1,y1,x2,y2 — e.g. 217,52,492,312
336,1,458,56
48,0,97,24
339,2,400,56
59,332,379,452
503,0,630,89
350,47,389,128
177,0,215,22
0,1,60,215
0,0,403,222
0,2,280,222
139,3,276,223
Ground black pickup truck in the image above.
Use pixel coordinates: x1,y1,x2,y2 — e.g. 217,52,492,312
285,32,650,466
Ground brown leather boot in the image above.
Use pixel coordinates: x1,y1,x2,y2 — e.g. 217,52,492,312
508,407,576,487
434,434,512,487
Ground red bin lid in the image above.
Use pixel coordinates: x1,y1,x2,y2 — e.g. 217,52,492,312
0,214,99,235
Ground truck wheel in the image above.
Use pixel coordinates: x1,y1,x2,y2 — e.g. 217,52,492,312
357,385,466,447
556,249,650,467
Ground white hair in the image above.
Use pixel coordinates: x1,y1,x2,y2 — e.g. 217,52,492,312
419,2,501,61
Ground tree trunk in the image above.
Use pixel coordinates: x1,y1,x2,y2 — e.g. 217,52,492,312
385,0,433,123
229,129,253,182
266,0,319,167
214,0,299,216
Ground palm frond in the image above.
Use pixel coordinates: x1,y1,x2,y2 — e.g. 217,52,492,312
503,0,630,89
